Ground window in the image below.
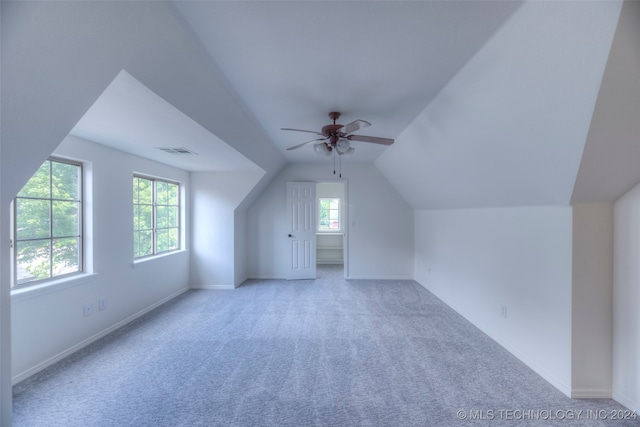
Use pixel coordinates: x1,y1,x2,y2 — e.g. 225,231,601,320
12,158,83,287
133,176,180,258
318,198,340,231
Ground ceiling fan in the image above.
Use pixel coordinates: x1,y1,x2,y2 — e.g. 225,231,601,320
282,112,394,157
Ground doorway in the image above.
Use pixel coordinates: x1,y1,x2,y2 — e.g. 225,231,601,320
316,181,347,278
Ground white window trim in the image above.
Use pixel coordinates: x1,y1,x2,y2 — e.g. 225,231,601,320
11,156,86,289
10,273,99,302
132,249,188,269
133,174,182,259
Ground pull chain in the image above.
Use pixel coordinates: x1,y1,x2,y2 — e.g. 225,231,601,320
333,149,336,175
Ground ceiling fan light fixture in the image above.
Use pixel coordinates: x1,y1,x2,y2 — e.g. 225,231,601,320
336,138,350,154
313,142,331,157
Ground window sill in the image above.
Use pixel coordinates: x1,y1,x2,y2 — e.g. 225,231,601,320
132,249,188,269
11,273,99,302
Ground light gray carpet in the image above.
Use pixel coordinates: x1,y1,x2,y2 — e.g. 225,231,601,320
12,265,636,426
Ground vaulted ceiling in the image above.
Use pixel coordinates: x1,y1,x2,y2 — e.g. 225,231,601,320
162,0,640,209
4,1,639,210
172,1,523,165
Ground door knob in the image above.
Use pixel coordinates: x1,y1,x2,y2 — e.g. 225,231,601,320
288,234,292,238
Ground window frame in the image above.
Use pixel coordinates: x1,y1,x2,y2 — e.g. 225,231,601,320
318,197,341,232
133,175,181,259
11,156,84,289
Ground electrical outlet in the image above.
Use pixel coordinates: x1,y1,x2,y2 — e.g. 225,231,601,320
83,303,94,317
501,305,508,319
98,298,107,311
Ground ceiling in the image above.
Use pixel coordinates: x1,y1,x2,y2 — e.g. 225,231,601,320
172,1,523,164
52,0,636,209
71,70,260,173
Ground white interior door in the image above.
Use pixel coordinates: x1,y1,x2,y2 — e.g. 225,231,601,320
286,181,316,280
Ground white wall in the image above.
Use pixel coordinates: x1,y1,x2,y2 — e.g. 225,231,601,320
190,170,264,289
0,151,8,425
414,206,573,396
613,182,640,411
1,2,285,420
247,163,414,279
11,135,191,382
571,203,613,398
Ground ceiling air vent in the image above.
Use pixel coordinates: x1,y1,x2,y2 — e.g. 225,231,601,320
156,147,198,155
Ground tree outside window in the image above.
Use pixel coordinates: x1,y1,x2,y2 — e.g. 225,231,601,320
133,176,180,258
318,198,340,231
13,158,83,287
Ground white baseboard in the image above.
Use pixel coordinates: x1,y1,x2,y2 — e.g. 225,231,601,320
612,391,640,412
12,287,189,385
572,389,612,399
347,276,414,280
191,285,234,290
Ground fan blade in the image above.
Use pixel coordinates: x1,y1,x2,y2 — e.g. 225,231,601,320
286,138,326,151
347,134,394,145
281,128,323,136
342,119,371,135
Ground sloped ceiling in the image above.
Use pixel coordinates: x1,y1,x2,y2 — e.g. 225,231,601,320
71,70,262,173
3,1,634,211
172,1,634,209
1,0,284,203
173,1,523,164
571,0,640,204
375,1,623,209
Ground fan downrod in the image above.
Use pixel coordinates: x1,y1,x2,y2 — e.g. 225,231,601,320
322,112,344,141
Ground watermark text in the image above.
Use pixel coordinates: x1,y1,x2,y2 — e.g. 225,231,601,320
456,408,637,422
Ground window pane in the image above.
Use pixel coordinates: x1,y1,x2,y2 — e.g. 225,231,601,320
52,237,80,276
157,206,168,228
319,198,340,231
138,178,153,205
52,200,79,237
167,206,179,227
16,199,51,240
52,162,80,200
157,229,169,253
157,228,178,252
133,178,139,204
16,240,51,284
17,161,50,199
133,177,180,258
139,205,153,230
157,181,168,205
138,230,153,257
168,228,179,250
168,184,178,205
133,205,140,231
13,158,84,287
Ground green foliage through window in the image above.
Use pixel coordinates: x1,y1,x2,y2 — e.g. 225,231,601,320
133,176,180,258
13,158,82,286
318,198,340,231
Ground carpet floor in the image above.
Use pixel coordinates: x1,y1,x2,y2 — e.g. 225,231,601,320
12,265,637,426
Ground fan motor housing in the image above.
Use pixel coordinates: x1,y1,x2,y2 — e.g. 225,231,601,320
321,124,343,137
